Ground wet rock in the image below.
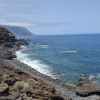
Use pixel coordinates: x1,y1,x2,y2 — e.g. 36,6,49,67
0,82,9,95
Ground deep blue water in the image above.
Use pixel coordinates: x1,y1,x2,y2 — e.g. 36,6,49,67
16,34,100,84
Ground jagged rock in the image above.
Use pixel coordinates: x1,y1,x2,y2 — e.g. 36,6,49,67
0,82,9,95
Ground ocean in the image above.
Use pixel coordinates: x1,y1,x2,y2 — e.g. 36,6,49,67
16,34,100,84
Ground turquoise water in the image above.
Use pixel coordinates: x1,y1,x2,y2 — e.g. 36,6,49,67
16,34,100,84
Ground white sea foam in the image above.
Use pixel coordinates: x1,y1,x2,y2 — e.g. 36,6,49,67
34,44,49,49
88,74,94,80
16,49,56,79
60,50,77,54
66,50,77,53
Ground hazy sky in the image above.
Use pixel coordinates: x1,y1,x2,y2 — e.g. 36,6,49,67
0,0,100,35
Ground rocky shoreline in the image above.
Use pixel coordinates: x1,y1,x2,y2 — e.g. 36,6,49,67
0,27,100,100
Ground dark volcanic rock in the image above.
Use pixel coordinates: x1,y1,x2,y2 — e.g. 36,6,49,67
0,27,17,43
18,39,29,45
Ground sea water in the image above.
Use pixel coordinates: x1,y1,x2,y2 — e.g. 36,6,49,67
16,34,100,84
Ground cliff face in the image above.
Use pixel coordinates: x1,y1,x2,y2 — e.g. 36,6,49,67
0,25,33,36
0,27,17,44
0,27,28,60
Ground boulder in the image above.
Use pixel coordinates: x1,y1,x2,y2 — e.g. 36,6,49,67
14,81,33,95
0,82,9,95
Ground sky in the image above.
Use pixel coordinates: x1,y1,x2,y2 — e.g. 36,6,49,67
0,0,100,35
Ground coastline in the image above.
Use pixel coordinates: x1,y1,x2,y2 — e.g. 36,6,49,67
4,44,100,100
0,27,100,100
0,48,75,99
